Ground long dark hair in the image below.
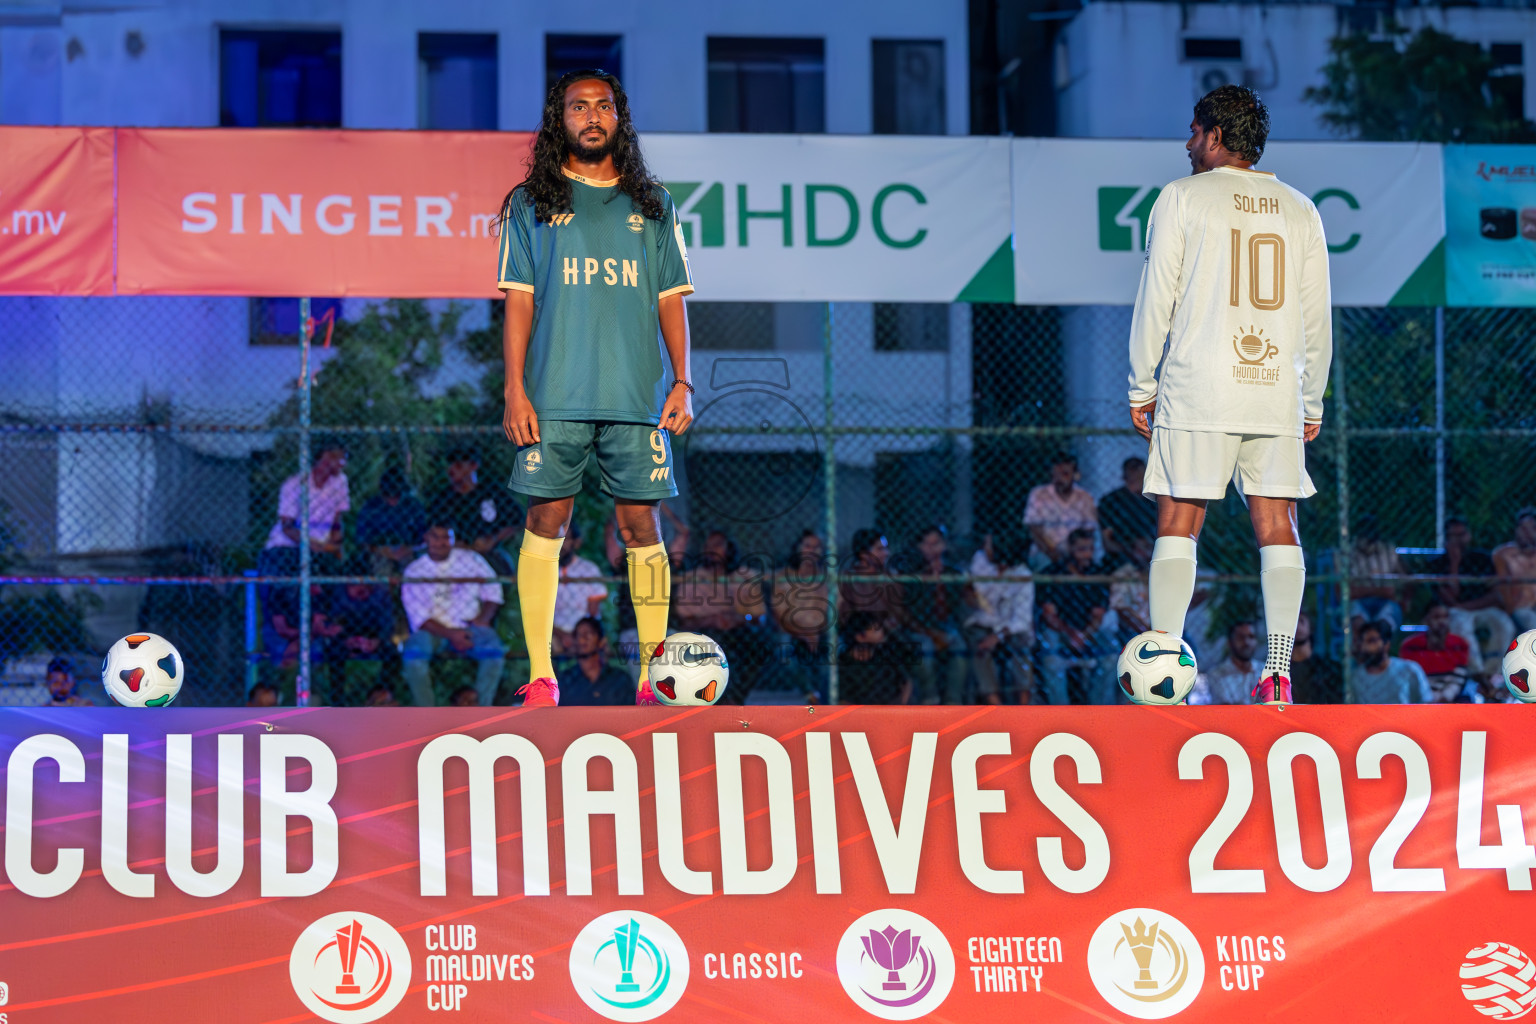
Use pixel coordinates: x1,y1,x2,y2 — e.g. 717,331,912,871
498,68,665,228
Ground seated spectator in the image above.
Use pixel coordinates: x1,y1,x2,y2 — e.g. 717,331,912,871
263,581,338,675
893,525,974,704
966,532,1035,705
44,657,91,707
772,530,832,702
363,682,401,707
1038,528,1115,705
246,681,280,708
1430,516,1513,678
1352,619,1431,704
428,447,522,575
1289,612,1343,704
839,529,906,632
322,558,399,704
557,617,636,706
1023,452,1098,569
400,522,507,707
838,612,914,705
674,530,772,704
259,438,350,578
1494,507,1536,633
1194,620,1263,705
1348,515,1404,634
1399,602,1472,700
1098,457,1156,561
1110,535,1153,645
552,521,610,659
448,685,480,708
356,465,427,576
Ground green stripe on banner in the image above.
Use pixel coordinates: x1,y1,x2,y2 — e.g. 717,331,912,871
1388,238,1446,307
955,237,1015,303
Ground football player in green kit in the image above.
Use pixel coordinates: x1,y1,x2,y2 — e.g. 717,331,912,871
497,69,695,707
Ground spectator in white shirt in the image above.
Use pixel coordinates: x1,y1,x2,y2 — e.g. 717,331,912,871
552,521,610,659
262,440,350,566
400,522,507,707
966,532,1035,704
1023,452,1098,569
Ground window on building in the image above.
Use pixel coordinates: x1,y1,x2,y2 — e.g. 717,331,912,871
688,302,775,351
1491,42,1525,121
546,34,623,92
708,37,825,133
419,33,497,130
248,297,343,346
874,303,949,352
219,29,342,128
872,40,945,135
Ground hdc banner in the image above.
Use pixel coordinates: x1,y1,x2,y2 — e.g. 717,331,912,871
0,127,114,296
1012,139,1446,307
2,706,1534,1023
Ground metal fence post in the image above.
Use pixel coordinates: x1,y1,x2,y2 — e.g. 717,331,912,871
244,569,258,696
1434,306,1446,548
1334,308,1352,703
297,295,313,708
823,301,839,705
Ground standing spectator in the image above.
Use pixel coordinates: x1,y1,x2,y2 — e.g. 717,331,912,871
552,521,610,659
1023,452,1099,568
894,525,973,704
1430,516,1513,678
1110,535,1153,644
967,532,1035,704
557,617,635,706
1348,515,1404,634
44,657,91,707
1038,528,1115,704
772,530,831,702
1494,507,1536,633
838,612,914,705
428,447,523,575
261,439,350,575
1400,602,1472,700
1289,612,1343,704
322,558,399,704
1352,619,1431,704
400,522,507,707
673,530,772,703
1200,621,1263,705
1098,457,1157,561
355,465,427,576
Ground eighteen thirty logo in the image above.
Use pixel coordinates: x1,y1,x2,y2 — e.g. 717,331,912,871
1459,942,1536,1020
1086,909,1204,1019
836,909,955,1020
289,912,411,1024
569,911,690,1022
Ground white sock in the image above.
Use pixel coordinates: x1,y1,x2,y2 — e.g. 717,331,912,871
1260,545,1306,678
1149,536,1198,637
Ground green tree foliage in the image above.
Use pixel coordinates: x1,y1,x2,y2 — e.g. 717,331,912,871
1306,25,1536,142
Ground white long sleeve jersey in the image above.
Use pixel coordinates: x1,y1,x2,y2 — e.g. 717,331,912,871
1127,165,1333,437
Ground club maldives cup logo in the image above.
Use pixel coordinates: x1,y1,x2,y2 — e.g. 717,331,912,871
1086,908,1205,1019
288,912,411,1023
569,911,690,1022
836,909,956,1020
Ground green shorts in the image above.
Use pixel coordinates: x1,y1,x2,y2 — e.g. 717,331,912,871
509,420,678,501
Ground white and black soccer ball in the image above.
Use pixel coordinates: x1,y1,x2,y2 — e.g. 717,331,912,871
650,632,730,706
102,632,184,707
1502,630,1536,703
1117,630,1199,705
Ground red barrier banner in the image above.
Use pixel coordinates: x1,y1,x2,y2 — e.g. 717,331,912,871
116,129,533,297
0,127,114,296
3,706,1535,1023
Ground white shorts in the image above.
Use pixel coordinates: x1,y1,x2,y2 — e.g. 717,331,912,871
1143,427,1316,501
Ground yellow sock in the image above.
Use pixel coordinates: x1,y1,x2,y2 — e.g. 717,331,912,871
627,542,670,684
518,531,563,681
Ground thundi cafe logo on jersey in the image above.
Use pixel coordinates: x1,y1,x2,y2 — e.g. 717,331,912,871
568,911,689,1022
1086,909,1204,1019
1231,325,1281,386
289,912,411,1023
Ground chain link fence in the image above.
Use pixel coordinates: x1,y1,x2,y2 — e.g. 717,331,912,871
1,294,1530,707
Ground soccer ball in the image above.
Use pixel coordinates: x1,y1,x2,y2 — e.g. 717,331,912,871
102,632,184,707
1117,630,1199,705
649,632,730,706
1501,630,1536,703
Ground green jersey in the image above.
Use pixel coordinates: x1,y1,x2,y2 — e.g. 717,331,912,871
497,168,694,423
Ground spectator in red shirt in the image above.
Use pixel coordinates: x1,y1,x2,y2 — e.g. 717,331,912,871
1399,602,1471,700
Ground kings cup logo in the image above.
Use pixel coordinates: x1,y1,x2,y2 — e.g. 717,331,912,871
1087,908,1204,1019
836,909,955,1020
569,911,690,1022
289,912,411,1023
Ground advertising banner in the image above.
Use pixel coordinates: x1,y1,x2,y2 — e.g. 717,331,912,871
2,706,1533,1023
0,127,114,296
1012,139,1446,307
1444,145,1536,306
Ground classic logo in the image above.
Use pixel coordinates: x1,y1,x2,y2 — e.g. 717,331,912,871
568,911,689,1022
289,912,411,1024
523,448,542,474
1086,909,1204,1019
836,909,955,1020
1460,942,1536,1020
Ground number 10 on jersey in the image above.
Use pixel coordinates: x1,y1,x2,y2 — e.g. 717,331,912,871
1230,229,1285,311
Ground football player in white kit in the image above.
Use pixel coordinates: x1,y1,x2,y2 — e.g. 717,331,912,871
1127,85,1333,705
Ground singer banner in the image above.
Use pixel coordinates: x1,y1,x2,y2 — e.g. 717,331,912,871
0,126,114,296
2,706,1534,1023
